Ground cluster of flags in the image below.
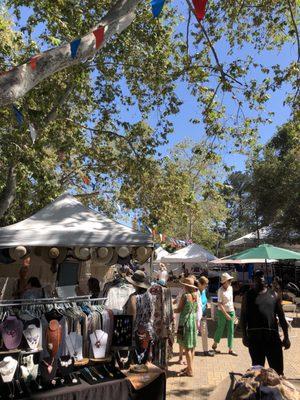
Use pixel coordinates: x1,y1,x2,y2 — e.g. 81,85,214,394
149,226,193,248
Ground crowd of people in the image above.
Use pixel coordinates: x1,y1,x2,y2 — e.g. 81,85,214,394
172,267,291,378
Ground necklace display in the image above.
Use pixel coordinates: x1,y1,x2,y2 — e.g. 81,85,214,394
21,355,39,381
23,324,41,350
112,315,133,347
66,333,83,361
0,356,18,382
94,331,105,348
46,319,62,358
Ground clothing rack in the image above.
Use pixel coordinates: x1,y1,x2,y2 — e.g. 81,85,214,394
0,295,107,307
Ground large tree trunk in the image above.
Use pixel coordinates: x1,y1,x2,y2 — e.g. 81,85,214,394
0,0,140,106
0,164,17,218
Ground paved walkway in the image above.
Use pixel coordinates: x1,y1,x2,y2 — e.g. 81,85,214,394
166,316,300,399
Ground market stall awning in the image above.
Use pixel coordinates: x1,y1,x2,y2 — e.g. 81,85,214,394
210,244,300,264
0,194,153,247
161,243,216,263
154,246,170,263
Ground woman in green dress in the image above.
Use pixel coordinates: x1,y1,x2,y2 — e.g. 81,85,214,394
174,277,198,377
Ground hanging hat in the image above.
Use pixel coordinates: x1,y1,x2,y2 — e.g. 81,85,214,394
96,247,114,266
220,272,234,284
9,246,28,261
133,247,153,264
74,246,91,261
40,247,68,264
126,270,150,289
180,277,198,290
0,317,23,350
116,246,130,258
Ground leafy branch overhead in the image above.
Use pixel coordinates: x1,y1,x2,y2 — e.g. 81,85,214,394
0,0,299,227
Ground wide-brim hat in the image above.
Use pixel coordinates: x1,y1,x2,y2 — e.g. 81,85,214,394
132,247,153,264
1,317,23,350
40,247,68,264
220,272,234,284
180,277,198,290
73,246,91,261
116,246,131,258
96,247,115,266
9,246,28,261
126,270,150,289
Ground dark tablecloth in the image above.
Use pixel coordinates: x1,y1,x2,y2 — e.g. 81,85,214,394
26,374,166,400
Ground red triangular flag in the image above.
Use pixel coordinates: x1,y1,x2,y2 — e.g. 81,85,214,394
29,55,40,70
93,26,105,50
83,176,90,185
192,0,208,21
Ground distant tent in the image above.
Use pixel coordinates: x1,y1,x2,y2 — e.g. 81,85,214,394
161,243,216,263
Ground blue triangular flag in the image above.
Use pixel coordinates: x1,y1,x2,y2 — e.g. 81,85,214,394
12,105,24,126
70,39,81,59
151,0,166,17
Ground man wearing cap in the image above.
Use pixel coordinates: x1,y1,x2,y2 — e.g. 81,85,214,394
240,270,290,375
212,272,237,356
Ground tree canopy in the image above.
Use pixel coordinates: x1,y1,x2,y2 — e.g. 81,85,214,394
0,0,299,236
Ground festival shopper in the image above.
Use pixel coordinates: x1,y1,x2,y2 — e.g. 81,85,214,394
13,265,29,299
157,263,168,285
198,276,214,357
88,277,101,299
240,270,290,375
212,272,238,356
174,277,198,377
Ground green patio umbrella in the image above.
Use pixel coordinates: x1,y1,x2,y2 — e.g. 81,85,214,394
211,244,300,264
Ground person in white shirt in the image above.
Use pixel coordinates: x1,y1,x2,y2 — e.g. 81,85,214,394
157,263,168,285
212,273,238,356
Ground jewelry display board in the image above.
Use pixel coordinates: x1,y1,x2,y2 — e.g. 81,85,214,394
112,315,133,347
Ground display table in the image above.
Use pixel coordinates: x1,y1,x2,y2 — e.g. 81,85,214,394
26,369,166,400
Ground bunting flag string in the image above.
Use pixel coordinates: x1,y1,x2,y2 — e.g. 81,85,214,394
192,0,208,21
151,0,166,17
93,26,105,50
82,176,90,185
70,39,81,59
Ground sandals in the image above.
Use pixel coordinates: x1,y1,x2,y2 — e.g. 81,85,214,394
228,350,238,356
212,345,221,354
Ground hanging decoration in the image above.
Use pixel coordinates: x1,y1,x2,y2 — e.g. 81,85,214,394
151,0,166,17
12,105,24,126
28,55,40,71
192,0,208,21
93,26,105,50
70,39,81,59
82,176,90,185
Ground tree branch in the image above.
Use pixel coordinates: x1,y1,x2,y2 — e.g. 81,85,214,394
286,0,300,63
0,164,17,218
0,0,140,105
43,83,75,126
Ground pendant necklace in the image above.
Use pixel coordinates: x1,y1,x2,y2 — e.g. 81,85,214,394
94,331,105,348
43,358,54,374
135,348,147,364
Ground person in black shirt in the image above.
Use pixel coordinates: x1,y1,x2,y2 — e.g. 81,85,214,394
240,270,290,375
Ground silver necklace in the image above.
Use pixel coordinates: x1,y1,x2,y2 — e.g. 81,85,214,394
94,331,105,348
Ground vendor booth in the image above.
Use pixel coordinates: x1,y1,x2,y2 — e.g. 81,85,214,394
0,194,169,400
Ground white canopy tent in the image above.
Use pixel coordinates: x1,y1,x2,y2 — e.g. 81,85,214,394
154,246,170,263
161,243,216,263
0,193,153,248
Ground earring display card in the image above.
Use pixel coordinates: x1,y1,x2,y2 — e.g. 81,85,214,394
112,315,133,347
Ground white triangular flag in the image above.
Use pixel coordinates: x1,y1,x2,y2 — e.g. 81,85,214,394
29,123,37,143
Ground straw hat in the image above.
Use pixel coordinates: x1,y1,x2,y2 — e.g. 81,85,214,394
40,247,68,264
220,272,234,284
180,277,198,290
96,247,114,266
126,270,150,289
116,246,130,258
74,246,91,261
9,246,28,261
133,247,153,264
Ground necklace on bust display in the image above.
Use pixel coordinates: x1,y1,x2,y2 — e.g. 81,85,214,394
94,331,105,348
69,335,78,358
43,358,54,374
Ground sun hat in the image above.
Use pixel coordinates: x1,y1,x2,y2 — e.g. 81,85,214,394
40,247,68,264
0,316,23,350
220,272,234,284
96,247,114,266
9,246,28,261
133,247,153,264
180,277,198,290
116,246,130,258
74,246,91,261
126,270,150,289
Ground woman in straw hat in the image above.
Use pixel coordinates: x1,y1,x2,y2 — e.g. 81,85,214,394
212,272,238,356
174,277,199,377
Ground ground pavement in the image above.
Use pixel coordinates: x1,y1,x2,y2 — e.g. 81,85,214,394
166,315,300,399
